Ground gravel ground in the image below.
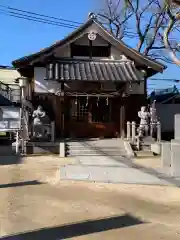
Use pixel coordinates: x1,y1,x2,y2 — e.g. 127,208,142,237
0,155,180,239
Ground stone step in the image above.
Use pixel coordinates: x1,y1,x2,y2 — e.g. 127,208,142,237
67,150,126,155
65,140,127,157
66,141,124,147
66,147,126,152
67,153,126,157
66,150,126,157
66,144,125,149
59,165,171,185
66,145,91,148
135,150,154,158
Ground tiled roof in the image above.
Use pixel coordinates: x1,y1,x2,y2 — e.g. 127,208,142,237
46,60,143,82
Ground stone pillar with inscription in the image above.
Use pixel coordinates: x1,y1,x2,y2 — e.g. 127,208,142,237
174,114,180,140
170,114,180,177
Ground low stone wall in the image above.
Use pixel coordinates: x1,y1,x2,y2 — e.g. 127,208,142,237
161,114,180,177
123,140,135,158
26,141,65,157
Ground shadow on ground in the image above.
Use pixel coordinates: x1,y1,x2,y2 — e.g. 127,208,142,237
0,155,23,165
0,180,43,189
0,139,23,165
1,214,145,240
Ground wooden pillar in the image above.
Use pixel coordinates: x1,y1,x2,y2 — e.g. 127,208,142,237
60,82,65,138
51,95,58,137
120,104,125,139
60,97,65,138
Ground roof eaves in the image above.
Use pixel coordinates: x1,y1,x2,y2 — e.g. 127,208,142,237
93,19,166,72
12,16,167,73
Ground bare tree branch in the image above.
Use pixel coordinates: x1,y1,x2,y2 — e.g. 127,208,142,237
163,9,180,65
97,0,180,65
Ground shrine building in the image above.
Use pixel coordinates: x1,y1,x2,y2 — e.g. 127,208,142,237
12,14,166,139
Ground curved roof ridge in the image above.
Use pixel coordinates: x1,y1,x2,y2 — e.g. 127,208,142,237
12,17,166,74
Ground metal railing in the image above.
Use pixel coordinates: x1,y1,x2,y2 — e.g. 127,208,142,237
0,81,20,103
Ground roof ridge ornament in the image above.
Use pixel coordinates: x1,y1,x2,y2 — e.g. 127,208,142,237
88,12,96,19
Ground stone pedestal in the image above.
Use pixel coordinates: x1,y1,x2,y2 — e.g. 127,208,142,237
161,142,171,167
151,143,161,155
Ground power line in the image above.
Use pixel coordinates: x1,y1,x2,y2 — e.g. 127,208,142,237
0,4,82,25
149,78,180,81
0,10,78,29
0,4,178,41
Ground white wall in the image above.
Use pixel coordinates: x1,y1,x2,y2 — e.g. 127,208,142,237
156,103,180,132
34,67,61,93
0,68,21,85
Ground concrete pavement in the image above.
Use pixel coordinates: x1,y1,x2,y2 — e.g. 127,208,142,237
60,138,180,186
60,163,173,185
60,153,180,186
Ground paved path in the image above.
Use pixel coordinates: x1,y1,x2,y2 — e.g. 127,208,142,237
62,139,180,186
60,164,173,185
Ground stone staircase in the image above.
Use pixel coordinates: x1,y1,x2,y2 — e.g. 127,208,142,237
131,136,157,158
60,139,171,185
61,139,133,183
65,139,127,157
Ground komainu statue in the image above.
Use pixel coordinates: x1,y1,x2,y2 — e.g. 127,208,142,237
32,105,50,139
138,106,150,137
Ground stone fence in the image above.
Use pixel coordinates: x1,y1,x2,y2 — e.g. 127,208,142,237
126,121,161,144
161,114,180,177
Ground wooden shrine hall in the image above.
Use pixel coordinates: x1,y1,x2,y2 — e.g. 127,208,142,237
12,14,166,139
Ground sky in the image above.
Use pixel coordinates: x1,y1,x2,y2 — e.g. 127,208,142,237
0,0,179,92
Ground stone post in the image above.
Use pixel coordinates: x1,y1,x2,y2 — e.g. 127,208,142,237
24,140,27,155
15,131,19,154
126,121,131,140
171,141,180,177
157,121,161,142
51,121,55,142
161,142,171,167
59,142,65,158
150,123,155,138
174,114,180,140
131,121,136,143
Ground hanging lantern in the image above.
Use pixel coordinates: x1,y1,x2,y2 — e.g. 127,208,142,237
86,96,89,106
106,97,108,105
97,96,99,107
129,82,132,92
75,94,78,105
